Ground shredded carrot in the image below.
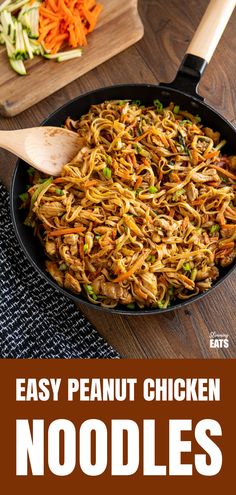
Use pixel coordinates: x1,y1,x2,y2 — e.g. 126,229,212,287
218,213,226,226
48,226,85,236
39,0,103,54
204,150,219,160
134,176,142,190
113,250,150,283
182,216,189,229
135,131,150,142
170,172,180,183
135,286,148,300
83,180,97,188
211,165,236,181
79,238,85,259
159,132,169,148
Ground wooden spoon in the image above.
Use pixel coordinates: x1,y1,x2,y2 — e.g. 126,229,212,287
0,127,82,176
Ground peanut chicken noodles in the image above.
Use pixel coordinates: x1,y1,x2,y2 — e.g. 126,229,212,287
21,100,236,308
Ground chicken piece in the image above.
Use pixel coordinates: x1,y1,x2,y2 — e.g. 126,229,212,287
152,232,161,243
196,278,212,290
191,169,220,183
63,234,79,245
38,202,65,219
186,182,198,202
220,248,236,267
70,244,78,256
64,273,81,293
228,156,236,171
202,127,220,145
221,225,236,238
196,266,213,281
85,232,94,253
92,278,132,303
46,261,63,287
45,240,56,256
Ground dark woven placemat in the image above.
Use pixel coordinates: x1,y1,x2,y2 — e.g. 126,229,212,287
0,183,120,359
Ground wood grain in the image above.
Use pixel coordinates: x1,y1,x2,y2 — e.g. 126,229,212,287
0,0,235,358
0,0,144,117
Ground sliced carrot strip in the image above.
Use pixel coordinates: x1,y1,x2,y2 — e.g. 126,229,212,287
211,165,236,181
39,0,103,54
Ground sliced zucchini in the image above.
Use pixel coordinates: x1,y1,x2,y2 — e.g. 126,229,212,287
27,7,39,38
9,58,26,75
6,0,30,13
57,49,83,62
0,0,12,13
22,28,33,59
44,49,82,62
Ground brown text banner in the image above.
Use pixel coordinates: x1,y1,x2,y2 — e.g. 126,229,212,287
0,359,235,493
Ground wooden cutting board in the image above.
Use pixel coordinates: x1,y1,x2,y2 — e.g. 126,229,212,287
0,0,144,117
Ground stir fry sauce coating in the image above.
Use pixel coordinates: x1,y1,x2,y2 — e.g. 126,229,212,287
22,100,236,308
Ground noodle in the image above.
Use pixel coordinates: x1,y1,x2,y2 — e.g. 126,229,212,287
22,100,236,309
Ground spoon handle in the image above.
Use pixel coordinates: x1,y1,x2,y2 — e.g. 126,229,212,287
0,129,30,162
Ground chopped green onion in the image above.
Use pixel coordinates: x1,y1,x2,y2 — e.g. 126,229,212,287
178,135,191,156
195,115,201,123
153,99,163,112
92,293,98,301
190,268,198,281
173,105,180,114
168,286,174,296
210,224,220,235
136,187,143,195
27,166,35,176
149,186,158,194
103,167,112,179
59,263,67,271
55,188,64,196
134,144,150,157
127,303,135,310
83,243,88,253
180,119,192,125
132,100,141,105
215,139,226,151
19,192,28,201
95,235,101,240
157,301,165,308
221,176,228,183
85,285,93,294
151,255,156,263
183,262,191,272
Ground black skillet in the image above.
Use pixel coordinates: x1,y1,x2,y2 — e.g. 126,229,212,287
11,0,236,315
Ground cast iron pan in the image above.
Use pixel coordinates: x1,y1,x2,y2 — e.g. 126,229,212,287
11,0,236,315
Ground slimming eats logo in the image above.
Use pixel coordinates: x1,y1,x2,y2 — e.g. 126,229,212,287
209,332,229,349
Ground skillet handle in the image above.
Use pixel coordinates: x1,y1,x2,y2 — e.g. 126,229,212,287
162,0,236,100
187,0,236,63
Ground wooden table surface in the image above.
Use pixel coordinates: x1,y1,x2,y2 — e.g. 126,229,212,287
1,0,236,359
